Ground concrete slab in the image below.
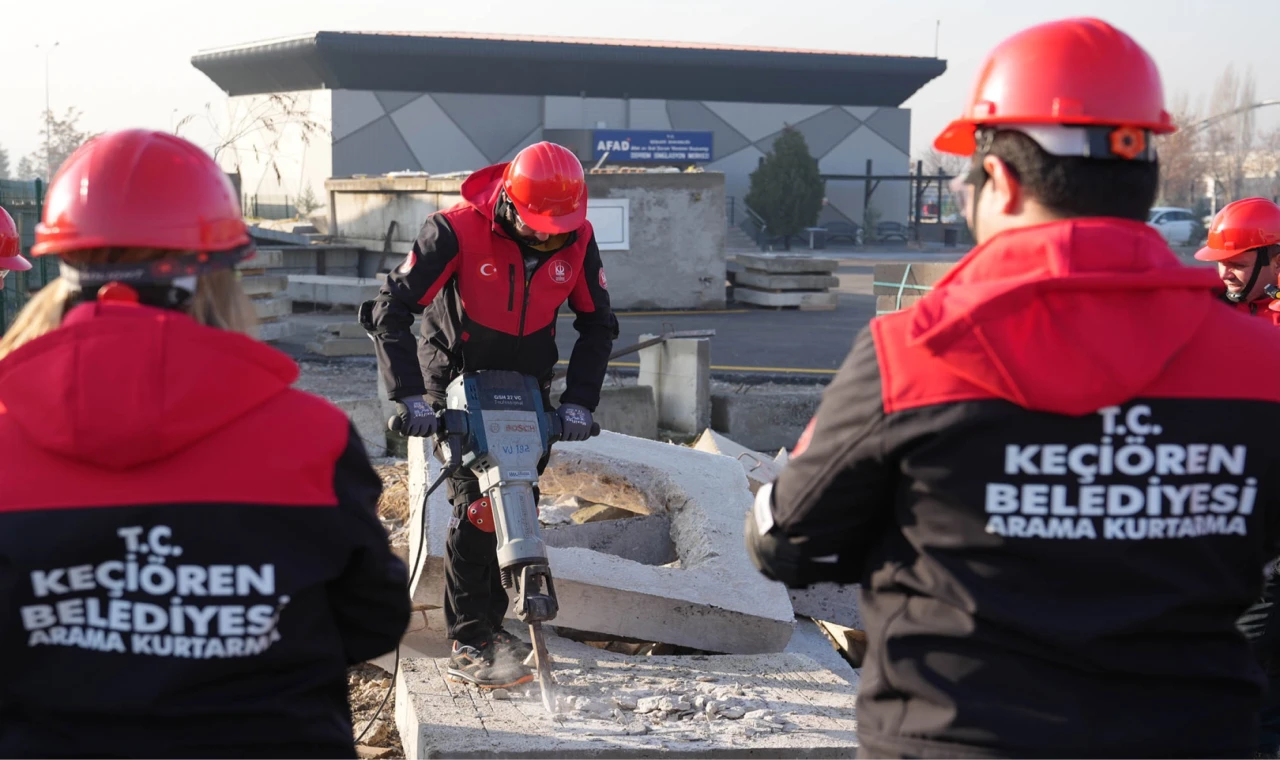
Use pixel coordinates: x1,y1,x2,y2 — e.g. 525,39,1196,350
287,274,382,306
239,274,288,296
256,320,296,342
710,391,821,452
784,617,859,688
735,253,840,274
238,248,285,270
543,514,677,567
732,271,840,291
692,429,778,495
592,386,658,440
732,288,839,310
395,631,858,759
307,337,376,357
253,296,294,321
409,432,796,653
334,397,388,457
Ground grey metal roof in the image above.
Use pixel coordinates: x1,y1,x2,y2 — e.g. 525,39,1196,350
191,32,946,107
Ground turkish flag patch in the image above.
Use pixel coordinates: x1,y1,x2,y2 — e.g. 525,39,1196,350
599,268,608,289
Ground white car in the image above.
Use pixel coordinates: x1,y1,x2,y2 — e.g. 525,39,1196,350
1147,207,1203,245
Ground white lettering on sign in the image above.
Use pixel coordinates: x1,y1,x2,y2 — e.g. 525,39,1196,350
20,526,288,659
596,139,632,152
983,405,1257,541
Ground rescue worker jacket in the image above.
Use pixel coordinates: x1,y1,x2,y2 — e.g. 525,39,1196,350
764,219,1280,758
366,163,617,411
0,302,411,758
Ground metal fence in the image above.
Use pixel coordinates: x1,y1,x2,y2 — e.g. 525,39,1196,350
0,179,54,335
243,194,298,221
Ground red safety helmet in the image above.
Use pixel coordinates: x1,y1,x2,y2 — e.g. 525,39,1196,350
935,18,1175,159
502,142,587,235
0,206,32,274
1194,198,1280,263
32,129,252,294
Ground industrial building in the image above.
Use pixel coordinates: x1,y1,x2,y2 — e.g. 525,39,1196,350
192,31,946,227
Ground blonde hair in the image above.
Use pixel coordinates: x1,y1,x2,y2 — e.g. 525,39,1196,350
0,248,259,361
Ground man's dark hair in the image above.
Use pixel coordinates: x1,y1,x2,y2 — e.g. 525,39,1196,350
986,130,1160,221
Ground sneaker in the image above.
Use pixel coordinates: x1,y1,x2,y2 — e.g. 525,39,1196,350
446,642,533,689
492,628,534,664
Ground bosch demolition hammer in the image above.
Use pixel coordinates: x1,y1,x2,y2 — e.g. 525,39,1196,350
390,370,599,712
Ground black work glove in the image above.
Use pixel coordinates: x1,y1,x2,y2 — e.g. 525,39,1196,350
556,403,593,442
395,395,439,437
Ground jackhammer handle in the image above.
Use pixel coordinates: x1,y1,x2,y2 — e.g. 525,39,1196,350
387,408,449,435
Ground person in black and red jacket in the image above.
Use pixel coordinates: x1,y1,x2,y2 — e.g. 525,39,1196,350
746,18,1280,759
362,141,617,688
0,130,411,758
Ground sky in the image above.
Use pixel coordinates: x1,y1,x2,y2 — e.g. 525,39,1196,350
2,0,1278,170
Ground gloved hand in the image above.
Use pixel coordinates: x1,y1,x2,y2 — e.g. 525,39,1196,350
556,403,593,442
395,395,438,437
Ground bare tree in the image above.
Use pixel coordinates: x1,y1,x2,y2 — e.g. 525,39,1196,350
1206,64,1258,204
176,93,328,188
20,108,97,182
0,144,9,181
1258,124,1280,203
15,156,38,181
917,147,968,178
1155,92,1207,209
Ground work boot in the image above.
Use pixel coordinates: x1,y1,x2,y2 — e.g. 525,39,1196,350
492,628,534,664
446,641,533,689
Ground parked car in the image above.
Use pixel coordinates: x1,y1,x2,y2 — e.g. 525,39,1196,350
875,221,910,242
1148,206,1205,245
822,221,863,245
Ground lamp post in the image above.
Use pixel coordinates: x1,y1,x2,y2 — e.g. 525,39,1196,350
35,41,59,181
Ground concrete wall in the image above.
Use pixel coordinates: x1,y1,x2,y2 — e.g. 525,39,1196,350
326,172,727,310
587,173,726,310
327,90,912,225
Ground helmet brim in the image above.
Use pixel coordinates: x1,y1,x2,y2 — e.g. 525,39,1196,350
511,197,588,235
0,254,32,272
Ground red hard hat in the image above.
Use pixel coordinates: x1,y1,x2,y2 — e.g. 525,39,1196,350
502,142,587,235
0,206,32,273
1194,198,1280,262
935,18,1175,157
33,129,250,257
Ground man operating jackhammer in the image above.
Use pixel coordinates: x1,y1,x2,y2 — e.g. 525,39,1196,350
362,141,618,689
745,17,1280,758
1198,196,1280,757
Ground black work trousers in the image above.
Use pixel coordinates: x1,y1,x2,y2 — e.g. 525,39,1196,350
428,387,554,648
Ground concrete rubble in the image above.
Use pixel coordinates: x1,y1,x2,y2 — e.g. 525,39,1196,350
308,321,377,357
395,630,858,759
409,431,797,654
237,249,295,342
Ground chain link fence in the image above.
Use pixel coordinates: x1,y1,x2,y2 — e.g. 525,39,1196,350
0,179,55,335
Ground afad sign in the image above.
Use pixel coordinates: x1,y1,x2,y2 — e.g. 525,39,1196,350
592,130,714,163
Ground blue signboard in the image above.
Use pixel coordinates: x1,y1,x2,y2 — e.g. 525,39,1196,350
592,130,714,163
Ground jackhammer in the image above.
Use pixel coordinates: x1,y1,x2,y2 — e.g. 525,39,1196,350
389,370,599,713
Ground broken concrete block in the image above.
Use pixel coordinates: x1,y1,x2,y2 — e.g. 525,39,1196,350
255,320,296,342
409,431,795,653
253,296,293,321
711,390,821,452
395,632,857,759
775,447,790,466
790,582,862,631
593,385,658,440
306,337,376,357
238,248,285,270
692,429,779,494
332,398,387,458
543,514,678,567
733,270,840,291
638,335,710,435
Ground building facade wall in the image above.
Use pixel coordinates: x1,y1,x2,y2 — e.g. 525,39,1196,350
329,90,912,224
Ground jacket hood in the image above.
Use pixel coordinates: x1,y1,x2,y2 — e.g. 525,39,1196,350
906,218,1221,416
459,163,507,222
0,302,299,469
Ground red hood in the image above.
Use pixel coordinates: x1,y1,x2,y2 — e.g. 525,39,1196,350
0,302,298,469
906,219,1221,416
459,163,507,222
